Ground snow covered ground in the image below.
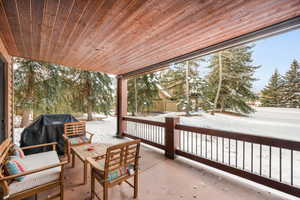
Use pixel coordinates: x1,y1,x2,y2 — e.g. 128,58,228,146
134,107,300,141
13,116,121,146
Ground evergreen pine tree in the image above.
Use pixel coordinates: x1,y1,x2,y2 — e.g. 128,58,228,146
206,45,259,114
260,69,284,107
128,73,159,115
159,59,202,114
13,58,68,126
70,69,114,120
281,59,300,108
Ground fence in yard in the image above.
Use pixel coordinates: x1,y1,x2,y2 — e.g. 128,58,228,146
122,116,300,198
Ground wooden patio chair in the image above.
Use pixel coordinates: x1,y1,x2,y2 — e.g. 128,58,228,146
88,140,141,200
63,121,94,162
0,138,67,200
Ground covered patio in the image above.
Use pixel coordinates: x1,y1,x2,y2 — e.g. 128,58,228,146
38,144,284,200
1,0,300,199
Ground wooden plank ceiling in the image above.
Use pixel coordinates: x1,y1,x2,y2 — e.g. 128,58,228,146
0,0,300,75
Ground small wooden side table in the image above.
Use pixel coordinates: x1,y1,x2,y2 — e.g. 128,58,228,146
71,143,111,184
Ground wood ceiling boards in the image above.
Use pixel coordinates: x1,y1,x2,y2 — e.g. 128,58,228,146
0,0,299,75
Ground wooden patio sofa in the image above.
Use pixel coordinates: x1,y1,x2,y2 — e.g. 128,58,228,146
0,138,67,200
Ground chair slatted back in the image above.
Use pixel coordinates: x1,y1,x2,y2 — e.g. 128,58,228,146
104,140,140,178
0,138,13,194
0,138,12,166
64,121,86,137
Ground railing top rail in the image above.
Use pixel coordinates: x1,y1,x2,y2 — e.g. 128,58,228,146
175,124,300,151
123,117,165,127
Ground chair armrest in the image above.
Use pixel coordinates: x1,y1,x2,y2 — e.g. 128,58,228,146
86,131,94,136
86,131,95,142
21,142,57,151
94,154,106,161
87,155,106,171
0,161,68,181
62,135,70,141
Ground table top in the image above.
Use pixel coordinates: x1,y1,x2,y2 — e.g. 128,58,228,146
71,143,111,161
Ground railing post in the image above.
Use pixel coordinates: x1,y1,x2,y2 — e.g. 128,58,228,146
165,117,180,159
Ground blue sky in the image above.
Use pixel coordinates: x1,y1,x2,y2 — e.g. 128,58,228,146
252,28,300,92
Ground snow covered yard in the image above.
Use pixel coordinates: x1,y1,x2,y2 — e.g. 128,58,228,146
135,107,300,141
13,117,122,146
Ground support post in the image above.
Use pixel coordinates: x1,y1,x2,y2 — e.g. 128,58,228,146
116,77,127,138
165,117,180,159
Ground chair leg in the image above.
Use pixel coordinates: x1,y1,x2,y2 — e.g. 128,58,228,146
67,144,71,163
84,161,88,185
134,173,138,198
103,184,108,200
60,182,64,200
91,172,95,200
72,153,75,168
35,193,38,200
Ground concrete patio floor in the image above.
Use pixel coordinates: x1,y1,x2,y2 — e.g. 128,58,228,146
39,144,289,200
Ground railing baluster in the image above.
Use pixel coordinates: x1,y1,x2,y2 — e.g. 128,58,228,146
159,127,161,144
139,123,141,138
183,131,186,152
211,136,213,160
159,126,161,144
200,134,202,157
260,144,262,176
152,125,154,143
291,150,293,186
205,134,208,158
186,132,189,153
142,123,144,139
161,127,163,144
196,133,198,155
150,125,152,142
269,146,272,178
135,122,137,136
145,124,147,140
280,148,282,182
191,132,194,154
145,124,146,139
153,125,155,143
251,143,253,173
190,132,192,153
236,140,238,168
229,139,231,166
148,124,150,141
243,141,245,170
216,137,219,162
222,137,224,163
157,126,159,144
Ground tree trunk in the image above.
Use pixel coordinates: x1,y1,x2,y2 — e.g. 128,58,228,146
21,68,34,128
195,98,199,112
21,108,31,128
87,104,93,121
134,78,138,116
211,52,223,115
185,61,191,116
220,99,225,112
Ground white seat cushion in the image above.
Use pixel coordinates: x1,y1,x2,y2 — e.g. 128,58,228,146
9,151,61,195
